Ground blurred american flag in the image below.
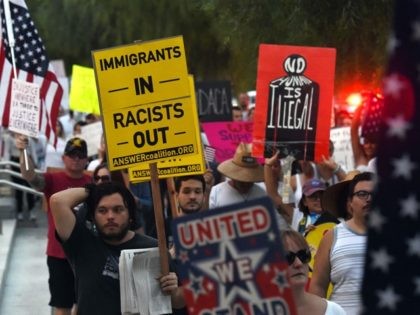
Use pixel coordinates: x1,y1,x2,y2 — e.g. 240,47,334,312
362,0,420,313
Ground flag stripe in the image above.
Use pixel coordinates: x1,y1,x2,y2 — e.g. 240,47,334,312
0,0,63,146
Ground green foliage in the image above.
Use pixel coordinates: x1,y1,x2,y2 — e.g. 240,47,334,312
27,0,393,98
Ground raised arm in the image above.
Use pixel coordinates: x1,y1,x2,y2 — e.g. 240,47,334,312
351,105,368,167
264,151,293,224
309,228,334,297
50,187,88,241
15,134,45,191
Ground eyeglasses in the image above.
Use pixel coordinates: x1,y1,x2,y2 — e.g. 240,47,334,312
352,190,373,200
94,175,111,182
285,249,311,265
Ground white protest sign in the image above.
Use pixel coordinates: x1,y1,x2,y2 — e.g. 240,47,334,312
81,121,103,157
330,127,355,171
8,79,40,138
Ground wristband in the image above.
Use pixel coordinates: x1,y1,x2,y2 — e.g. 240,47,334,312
333,165,341,174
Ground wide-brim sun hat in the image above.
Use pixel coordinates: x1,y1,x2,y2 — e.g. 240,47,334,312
217,142,264,183
321,170,361,219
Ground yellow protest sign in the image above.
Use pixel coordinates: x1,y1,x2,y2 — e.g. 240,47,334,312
69,65,100,114
128,75,204,181
92,36,199,170
305,222,336,297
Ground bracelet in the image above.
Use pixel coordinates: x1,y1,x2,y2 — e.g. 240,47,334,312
333,165,341,174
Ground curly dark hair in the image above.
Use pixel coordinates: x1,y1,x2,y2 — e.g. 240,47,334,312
85,181,137,228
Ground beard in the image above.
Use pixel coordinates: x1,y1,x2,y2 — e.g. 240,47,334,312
96,220,130,242
179,200,204,215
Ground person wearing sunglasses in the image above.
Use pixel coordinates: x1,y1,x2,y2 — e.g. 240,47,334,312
309,172,374,315
282,229,346,314
92,163,112,184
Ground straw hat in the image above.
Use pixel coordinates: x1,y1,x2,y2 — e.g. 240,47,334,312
217,142,264,183
321,170,361,219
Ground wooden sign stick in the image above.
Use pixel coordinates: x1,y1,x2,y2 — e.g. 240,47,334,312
166,177,179,219
149,162,169,275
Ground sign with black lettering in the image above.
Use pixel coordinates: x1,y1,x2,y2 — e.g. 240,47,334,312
92,36,199,170
252,45,336,162
195,81,232,122
171,197,297,315
8,79,40,138
330,127,355,171
128,76,205,181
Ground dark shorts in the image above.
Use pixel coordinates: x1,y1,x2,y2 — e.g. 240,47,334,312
47,256,76,308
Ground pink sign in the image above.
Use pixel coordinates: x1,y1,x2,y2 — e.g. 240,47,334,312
201,121,253,163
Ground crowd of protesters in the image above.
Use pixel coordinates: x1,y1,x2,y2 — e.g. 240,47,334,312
0,89,377,314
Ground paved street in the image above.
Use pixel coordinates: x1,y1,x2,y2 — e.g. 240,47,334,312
0,202,51,315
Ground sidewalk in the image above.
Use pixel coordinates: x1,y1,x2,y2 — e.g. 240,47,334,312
0,201,51,314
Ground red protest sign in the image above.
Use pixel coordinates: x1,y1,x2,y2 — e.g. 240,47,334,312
252,44,336,162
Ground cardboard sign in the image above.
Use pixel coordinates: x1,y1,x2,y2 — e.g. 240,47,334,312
201,121,253,163
8,79,40,138
81,121,103,157
252,45,336,162
128,76,205,181
195,81,232,122
330,127,355,171
69,65,100,115
171,197,297,315
92,36,199,170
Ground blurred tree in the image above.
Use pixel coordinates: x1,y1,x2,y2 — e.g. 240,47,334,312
27,0,393,98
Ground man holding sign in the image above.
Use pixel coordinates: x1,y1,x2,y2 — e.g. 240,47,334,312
49,182,185,314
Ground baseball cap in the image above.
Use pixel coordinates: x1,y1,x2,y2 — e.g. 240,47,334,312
64,137,88,158
302,179,326,196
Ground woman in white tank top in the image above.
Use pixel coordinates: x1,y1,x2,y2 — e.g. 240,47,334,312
309,172,374,315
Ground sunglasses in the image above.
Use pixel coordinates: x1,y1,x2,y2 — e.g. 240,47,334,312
94,175,111,182
352,190,373,200
285,249,311,265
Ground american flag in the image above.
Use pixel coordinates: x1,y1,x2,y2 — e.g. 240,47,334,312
0,0,62,145
362,0,420,314
204,144,216,164
360,91,384,142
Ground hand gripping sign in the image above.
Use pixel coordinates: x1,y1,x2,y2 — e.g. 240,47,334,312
92,36,199,171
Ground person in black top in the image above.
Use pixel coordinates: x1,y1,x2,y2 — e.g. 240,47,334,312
50,182,185,314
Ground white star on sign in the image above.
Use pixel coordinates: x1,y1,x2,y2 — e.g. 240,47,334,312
370,248,394,273
271,268,289,293
407,234,420,257
392,154,417,180
186,271,207,301
368,208,386,232
387,115,411,139
377,286,401,311
383,73,405,98
400,195,420,219
193,239,266,308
